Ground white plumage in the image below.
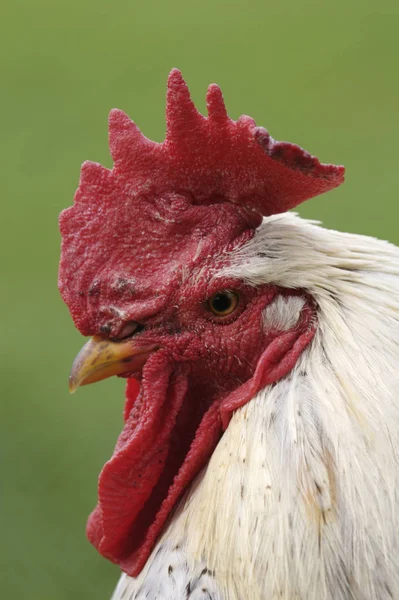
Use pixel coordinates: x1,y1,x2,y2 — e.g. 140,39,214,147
113,213,399,599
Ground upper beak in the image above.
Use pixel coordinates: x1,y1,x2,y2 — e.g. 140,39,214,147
69,336,157,393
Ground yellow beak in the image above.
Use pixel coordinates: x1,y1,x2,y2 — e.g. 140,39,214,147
68,335,157,393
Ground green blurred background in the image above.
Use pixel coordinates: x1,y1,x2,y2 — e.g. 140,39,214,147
1,1,398,598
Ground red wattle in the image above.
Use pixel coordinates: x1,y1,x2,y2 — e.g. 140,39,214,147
120,402,222,575
123,378,140,423
87,352,188,561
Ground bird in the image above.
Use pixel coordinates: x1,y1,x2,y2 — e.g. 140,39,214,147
58,69,399,600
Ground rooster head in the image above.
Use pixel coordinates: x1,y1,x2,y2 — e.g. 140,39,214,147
58,69,344,575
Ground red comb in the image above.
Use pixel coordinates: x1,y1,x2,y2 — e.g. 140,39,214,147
106,68,344,215
59,69,345,334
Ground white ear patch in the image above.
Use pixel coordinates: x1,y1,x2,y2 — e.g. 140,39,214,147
262,295,305,332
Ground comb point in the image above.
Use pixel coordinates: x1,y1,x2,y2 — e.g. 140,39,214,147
206,84,228,122
79,161,108,187
166,69,201,140
108,109,144,163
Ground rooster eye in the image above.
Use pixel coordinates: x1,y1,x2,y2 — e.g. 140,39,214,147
207,291,239,317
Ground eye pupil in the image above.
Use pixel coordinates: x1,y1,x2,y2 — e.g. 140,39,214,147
208,291,239,317
212,293,232,313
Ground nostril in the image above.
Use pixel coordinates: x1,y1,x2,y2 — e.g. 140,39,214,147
100,324,112,336
114,321,144,341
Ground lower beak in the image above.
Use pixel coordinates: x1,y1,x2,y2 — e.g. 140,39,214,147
68,336,157,393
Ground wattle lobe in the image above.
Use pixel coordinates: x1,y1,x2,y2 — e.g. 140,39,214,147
86,351,223,576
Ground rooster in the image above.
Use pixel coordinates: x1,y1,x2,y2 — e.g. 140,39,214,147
58,70,399,600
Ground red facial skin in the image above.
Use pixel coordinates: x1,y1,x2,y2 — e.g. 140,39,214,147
84,270,315,575
59,69,342,576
